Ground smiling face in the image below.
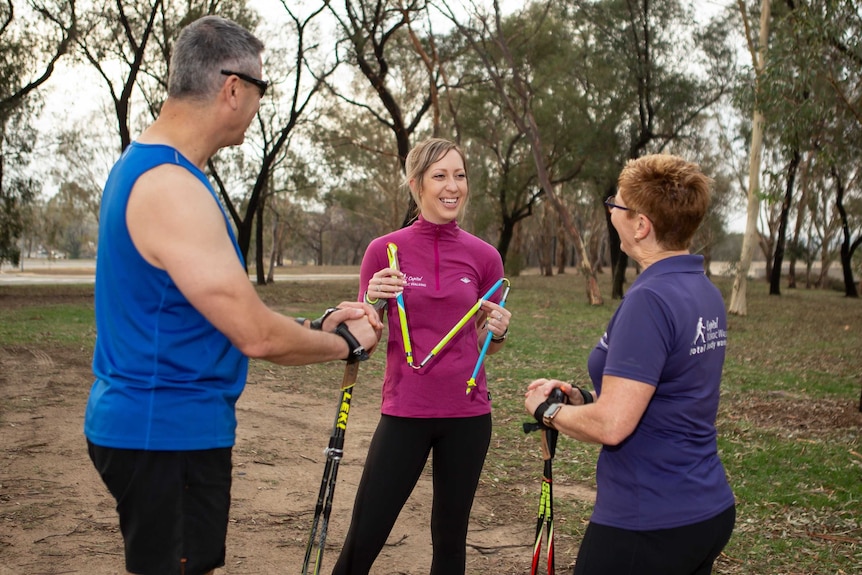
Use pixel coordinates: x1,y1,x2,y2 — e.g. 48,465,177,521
412,148,468,225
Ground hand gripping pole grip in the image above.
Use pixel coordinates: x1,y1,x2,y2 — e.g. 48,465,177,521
334,322,369,363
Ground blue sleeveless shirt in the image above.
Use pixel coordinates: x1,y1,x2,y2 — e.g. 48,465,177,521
85,143,248,450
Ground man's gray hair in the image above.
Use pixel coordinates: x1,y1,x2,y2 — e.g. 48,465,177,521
168,15,264,99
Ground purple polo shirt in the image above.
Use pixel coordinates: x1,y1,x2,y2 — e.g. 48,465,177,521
587,255,735,530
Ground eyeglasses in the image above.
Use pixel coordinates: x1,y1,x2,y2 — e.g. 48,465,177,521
604,195,632,212
220,69,268,98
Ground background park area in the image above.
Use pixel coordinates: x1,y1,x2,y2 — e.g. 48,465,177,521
3,1,861,571
1,268,860,574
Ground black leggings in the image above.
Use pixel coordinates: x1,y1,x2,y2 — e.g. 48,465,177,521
572,504,736,575
331,413,492,575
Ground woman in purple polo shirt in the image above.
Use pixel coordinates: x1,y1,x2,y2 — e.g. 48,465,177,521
525,154,735,575
331,138,511,575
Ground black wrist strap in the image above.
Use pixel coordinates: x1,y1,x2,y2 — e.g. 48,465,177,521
334,322,369,363
533,386,570,428
533,401,551,428
576,386,594,404
309,307,339,331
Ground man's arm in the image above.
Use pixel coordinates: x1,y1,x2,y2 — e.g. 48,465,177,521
127,165,380,365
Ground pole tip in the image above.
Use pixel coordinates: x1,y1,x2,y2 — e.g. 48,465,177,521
466,378,476,394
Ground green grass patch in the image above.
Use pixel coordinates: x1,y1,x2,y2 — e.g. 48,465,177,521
0,285,95,348
1,269,860,574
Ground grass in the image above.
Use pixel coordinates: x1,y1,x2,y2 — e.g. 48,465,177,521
1,271,860,573
0,285,95,346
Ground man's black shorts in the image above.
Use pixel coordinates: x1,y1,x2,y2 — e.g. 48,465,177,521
88,440,232,575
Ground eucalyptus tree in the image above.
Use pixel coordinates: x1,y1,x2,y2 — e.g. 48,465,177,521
566,0,739,299
830,162,861,297
449,2,601,272
311,96,407,239
458,122,542,271
43,180,97,257
755,136,794,282
210,3,340,283
786,149,814,288
806,164,843,285
0,0,76,267
324,0,448,225
795,0,862,297
739,0,861,298
13,119,111,259
0,101,38,268
801,0,862,298
757,1,838,296
438,0,604,304
74,0,164,152
73,0,260,153
782,148,856,290
729,0,770,314
51,122,114,224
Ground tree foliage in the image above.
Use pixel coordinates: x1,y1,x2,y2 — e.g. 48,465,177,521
0,0,76,267
15,0,862,310
750,0,862,298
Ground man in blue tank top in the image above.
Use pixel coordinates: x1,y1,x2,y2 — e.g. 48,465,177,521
84,16,382,575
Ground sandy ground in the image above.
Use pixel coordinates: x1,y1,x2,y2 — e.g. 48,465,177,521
0,343,594,575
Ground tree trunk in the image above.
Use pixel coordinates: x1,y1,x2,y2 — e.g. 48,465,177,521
604,188,629,299
255,192,266,286
769,148,799,295
498,216,515,268
831,165,861,298
556,216,567,275
266,211,281,285
729,0,772,316
538,206,553,276
787,178,807,289
729,103,765,316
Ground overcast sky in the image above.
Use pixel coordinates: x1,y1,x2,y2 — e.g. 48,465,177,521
33,0,745,230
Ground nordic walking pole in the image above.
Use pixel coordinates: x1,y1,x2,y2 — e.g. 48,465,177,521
466,279,510,394
534,423,559,575
417,278,505,368
523,387,567,575
301,325,369,575
386,242,415,367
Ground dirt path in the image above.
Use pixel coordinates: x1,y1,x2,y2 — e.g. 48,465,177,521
0,344,590,574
